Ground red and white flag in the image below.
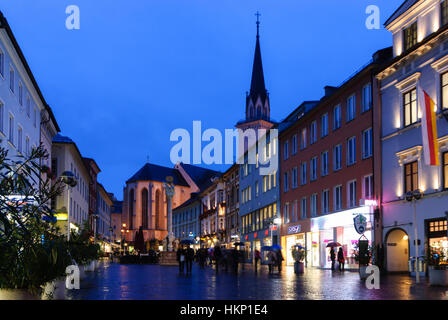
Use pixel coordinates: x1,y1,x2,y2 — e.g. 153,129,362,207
417,84,439,166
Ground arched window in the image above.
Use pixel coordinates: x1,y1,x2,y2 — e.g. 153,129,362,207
129,189,134,229
141,188,148,228
155,189,161,230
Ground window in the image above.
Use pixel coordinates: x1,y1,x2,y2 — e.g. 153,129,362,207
0,49,4,77
310,194,318,217
17,126,22,153
291,167,298,189
334,185,342,211
442,72,448,110
0,101,4,134
347,136,356,166
300,162,307,185
284,172,289,193
403,88,418,127
310,157,317,181
348,180,357,208
321,113,328,137
333,144,342,171
443,0,448,27
322,190,329,214
9,67,14,93
284,203,290,224
255,181,259,197
404,22,417,51
362,83,372,112
26,96,31,118
301,197,307,219
8,115,13,144
404,161,418,193
346,95,356,122
444,152,448,189
362,128,373,159
283,141,289,160
33,108,37,128
18,82,23,106
310,121,317,144
333,104,341,130
321,151,329,176
291,135,297,155
364,175,374,199
300,128,307,149
292,200,298,223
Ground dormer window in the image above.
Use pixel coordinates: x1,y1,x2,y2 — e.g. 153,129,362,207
442,0,448,27
403,22,417,51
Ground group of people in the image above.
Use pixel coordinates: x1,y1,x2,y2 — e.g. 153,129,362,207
330,247,345,271
176,244,195,274
262,249,284,274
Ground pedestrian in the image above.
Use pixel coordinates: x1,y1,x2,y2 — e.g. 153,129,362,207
330,247,336,271
177,245,186,274
214,245,222,273
254,249,261,273
186,245,195,274
198,247,206,268
338,247,345,272
232,247,239,274
276,249,284,272
267,250,276,274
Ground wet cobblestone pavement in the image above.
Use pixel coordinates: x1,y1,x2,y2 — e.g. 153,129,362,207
66,261,448,300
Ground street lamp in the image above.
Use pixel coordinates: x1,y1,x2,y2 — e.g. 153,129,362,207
405,189,423,284
60,171,78,241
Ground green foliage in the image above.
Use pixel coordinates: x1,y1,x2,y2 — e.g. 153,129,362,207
68,221,100,265
0,145,69,294
291,247,306,262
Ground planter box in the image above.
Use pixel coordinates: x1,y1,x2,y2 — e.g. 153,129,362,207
294,262,304,274
429,266,448,286
359,266,369,280
0,289,40,300
41,277,66,300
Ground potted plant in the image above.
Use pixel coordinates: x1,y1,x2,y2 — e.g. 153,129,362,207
427,249,448,286
291,245,306,274
0,146,68,299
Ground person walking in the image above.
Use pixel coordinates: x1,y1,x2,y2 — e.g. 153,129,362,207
198,247,206,269
330,247,336,271
177,246,186,274
186,245,195,274
276,249,284,272
267,250,276,274
214,245,222,273
232,247,239,274
338,247,345,272
254,249,261,273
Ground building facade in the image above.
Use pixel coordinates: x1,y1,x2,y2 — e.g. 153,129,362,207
377,0,448,272
173,193,201,243
96,183,113,249
223,164,240,247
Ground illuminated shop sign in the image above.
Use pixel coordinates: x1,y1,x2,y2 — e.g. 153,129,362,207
288,225,301,234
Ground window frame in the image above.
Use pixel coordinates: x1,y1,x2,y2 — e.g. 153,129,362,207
333,104,341,130
404,160,419,193
346,94,356,122
403,21,418,51
403,88,418,127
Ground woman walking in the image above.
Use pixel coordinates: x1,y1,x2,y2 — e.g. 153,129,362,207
337,247,345,272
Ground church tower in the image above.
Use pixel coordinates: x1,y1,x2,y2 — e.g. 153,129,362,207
236,12,274,132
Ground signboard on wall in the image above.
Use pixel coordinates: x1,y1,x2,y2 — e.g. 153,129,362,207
353,214,367,234
288,225,301,235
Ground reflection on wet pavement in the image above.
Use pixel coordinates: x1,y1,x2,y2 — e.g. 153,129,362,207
66,261,448,300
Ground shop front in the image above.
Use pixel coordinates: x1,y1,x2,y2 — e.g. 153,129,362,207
311,205,373,270
426,218,448,265
280,220,314,267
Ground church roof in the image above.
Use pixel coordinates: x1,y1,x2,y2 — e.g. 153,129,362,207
249,34,267,104
179,163,221,192
126,163,189,186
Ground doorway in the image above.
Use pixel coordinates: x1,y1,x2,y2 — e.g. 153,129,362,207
386,229,409,272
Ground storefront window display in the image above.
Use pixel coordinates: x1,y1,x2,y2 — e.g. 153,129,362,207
427,218,448,265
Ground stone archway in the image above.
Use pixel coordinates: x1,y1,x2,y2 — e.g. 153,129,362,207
386,228,409,272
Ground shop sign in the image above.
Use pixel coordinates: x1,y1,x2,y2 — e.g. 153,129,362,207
269,225,278,231
288,225,301,235
353,214,367,234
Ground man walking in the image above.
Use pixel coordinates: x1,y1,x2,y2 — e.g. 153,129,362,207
177,245,186,274
214,245,222,274
254,249,261,273
330,247,336,271
186,245,195,274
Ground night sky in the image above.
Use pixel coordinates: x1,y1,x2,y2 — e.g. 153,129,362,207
1,0,403,199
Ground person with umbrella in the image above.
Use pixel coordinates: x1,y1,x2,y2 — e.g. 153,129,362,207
266,248,276,274
185,244,195,274
326,242,341,271
273,245,284,272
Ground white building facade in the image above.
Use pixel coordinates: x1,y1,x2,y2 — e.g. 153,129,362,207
378,0,448,273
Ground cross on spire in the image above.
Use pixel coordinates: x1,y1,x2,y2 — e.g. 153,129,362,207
255,11,261,37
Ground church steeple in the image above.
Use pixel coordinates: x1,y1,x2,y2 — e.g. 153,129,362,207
246,12,270,122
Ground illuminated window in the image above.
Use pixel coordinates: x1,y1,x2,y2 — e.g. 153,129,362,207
442,72,448,110
403,22,417,51
403,88,418,127
442,0,448,26
443,152,448,189
404,161,418,193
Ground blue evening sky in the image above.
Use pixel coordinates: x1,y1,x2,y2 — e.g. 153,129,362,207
1,0,403,199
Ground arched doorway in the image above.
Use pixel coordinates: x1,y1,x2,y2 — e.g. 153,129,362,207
386,229,409,272
141,188,148,229
129,189,134,230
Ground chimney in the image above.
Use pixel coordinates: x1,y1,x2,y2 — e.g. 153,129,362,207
324,86,338,97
